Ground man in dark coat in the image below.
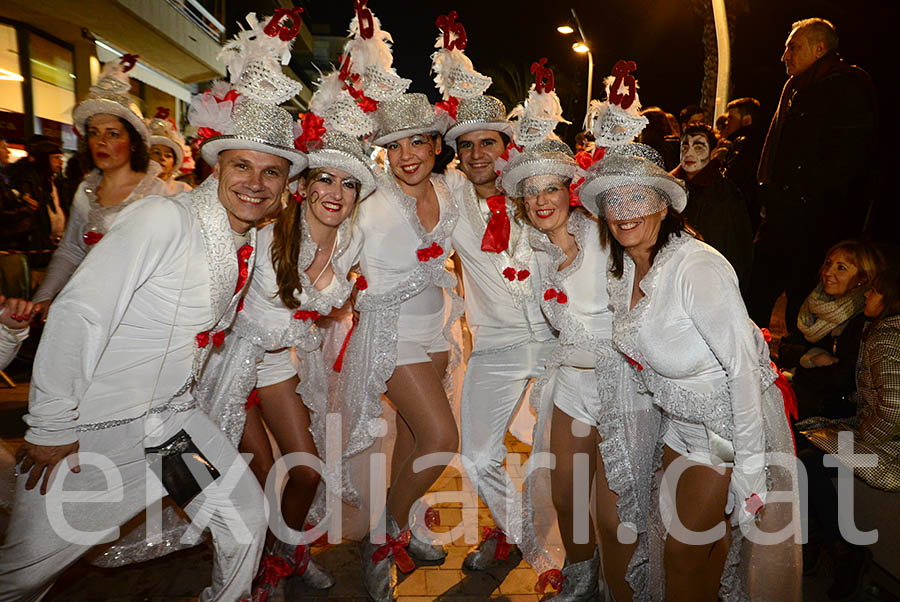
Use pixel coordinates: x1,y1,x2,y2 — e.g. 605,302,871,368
748,18,877,334
718,97,766,231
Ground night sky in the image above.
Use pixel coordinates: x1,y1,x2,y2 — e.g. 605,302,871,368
298,0,897,148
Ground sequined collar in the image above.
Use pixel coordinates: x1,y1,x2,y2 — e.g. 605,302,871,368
297,204,354,314
381,171,458,243
528,209,591,283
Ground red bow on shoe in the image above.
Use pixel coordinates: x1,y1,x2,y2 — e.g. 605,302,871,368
371,530,415,573
481,195,510,253
535,568,566,593
253,554,294,597
481,526,511,560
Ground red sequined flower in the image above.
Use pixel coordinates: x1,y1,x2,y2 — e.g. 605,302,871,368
416,242,444,262
502,267,517,281
544,288,557,301
355,275,368,290
517,269,530,281
212,331,226,347
293,310,320,321
196,331,210,348
83,231,103,246
556,292,568,304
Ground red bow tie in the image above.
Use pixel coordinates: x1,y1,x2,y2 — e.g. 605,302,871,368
481,195,511,253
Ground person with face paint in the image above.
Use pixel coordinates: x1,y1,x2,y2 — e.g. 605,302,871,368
32,58,167,311
580,99,802,599
147,108,193,195
330,9,465,601
509,61,658,602
672,123,753,289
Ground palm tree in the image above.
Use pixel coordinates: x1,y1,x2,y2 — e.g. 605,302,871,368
691,0,749,119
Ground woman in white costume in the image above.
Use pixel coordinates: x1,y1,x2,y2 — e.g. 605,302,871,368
578,61,801,601
332,6,464,601
508,61,659,602
33,55,167,308
147,107,193,194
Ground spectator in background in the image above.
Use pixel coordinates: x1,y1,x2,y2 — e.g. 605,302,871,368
717,97,765,230
0,136,11,178
11,137,68,251
678,103,706,131
714,114,728,140
750,18,877,336
780,240,884,419
672,123,754,287
639,106,681,170
797,266,900,600
574,130,595,153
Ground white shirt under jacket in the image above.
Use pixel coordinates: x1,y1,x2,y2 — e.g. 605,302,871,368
25,178,252,446
450,174,554,352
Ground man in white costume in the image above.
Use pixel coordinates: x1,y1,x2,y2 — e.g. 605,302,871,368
433,23,556,568
0,16,308,597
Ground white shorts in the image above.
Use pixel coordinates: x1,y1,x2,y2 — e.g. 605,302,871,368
663,418,735,467
552,365,602,427
396,310,449,366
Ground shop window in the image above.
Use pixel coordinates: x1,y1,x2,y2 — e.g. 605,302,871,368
29,33,76,147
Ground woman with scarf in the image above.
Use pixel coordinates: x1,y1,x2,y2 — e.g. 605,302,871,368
780,240,884,419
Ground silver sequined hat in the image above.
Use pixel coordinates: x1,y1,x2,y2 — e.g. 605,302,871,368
147,109,187,171
73,56,150,147
303,71,378,199
190,12,307,177
497,138,576,198
495,59,574,197
443,96,514,150
371,93,450,147
430,12,509,149
576,60,685,217
579,144,687,217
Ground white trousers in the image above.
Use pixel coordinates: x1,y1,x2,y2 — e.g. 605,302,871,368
0,408,266,602
459,340,554,540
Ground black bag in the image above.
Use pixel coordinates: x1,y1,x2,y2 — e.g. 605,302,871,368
145,429,221,507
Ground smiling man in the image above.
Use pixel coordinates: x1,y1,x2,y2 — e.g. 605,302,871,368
0,18,308,599
750,17,877,336
445,93,557,570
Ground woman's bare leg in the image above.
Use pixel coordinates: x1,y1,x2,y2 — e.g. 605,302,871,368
549,406,598,564
384,351,458,528
241,404,275,488
661,445,731,602
256,375,321,532
594,448,637,602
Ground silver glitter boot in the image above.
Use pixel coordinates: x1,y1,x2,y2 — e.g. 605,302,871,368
300,555,336,589
463,528,518,570
359,513,412,602
406,505,447,562
549,548,600,601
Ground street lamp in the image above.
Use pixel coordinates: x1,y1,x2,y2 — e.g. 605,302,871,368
557,8,593,117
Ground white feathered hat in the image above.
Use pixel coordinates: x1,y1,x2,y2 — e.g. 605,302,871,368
147,107,188,174
577,61,686,217
189,11,307,177
495,58,575,197
431,11,512,150
73,54,150,147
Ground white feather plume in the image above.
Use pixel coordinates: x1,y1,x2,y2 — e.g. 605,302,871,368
603,74,643,116
188,88,237,135
523,84,570,124
430,34,491,100
309,70,347,116
217,12,297,85
343,14,396,76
